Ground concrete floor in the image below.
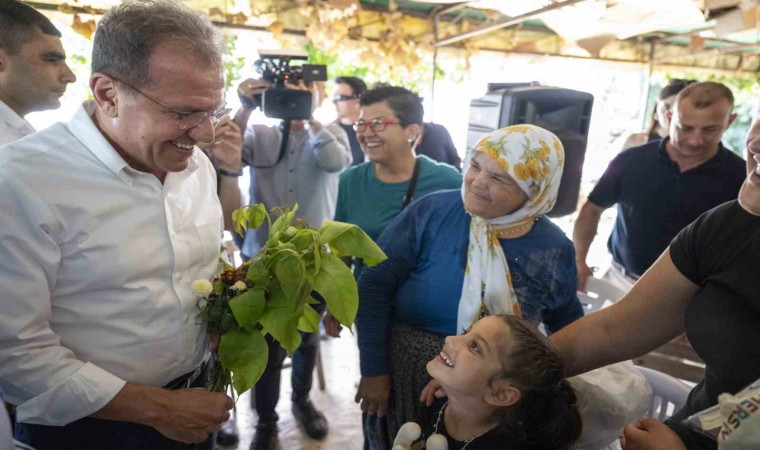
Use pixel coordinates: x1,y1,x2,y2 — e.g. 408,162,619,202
219,332,365,450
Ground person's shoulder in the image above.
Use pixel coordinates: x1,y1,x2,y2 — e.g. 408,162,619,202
414,188,461,208
405,189,463,220
621,132,649,151
419,155,461,177
340,161,372,181
0,123,74,172
524,216,573,249
716,146,748,170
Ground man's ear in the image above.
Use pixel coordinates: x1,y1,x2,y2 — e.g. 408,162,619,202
484,379,521,407
728,112,738,128
90,73,119,118
0,48,8,74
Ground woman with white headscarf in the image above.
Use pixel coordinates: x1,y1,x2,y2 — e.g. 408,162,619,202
354,124,584,449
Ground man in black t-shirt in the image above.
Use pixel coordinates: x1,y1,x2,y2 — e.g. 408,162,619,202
573,81,745,292
332,76,367,166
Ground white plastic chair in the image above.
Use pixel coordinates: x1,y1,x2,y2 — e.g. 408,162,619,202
635,366,692,421
586,277,626,302
579,277,626,315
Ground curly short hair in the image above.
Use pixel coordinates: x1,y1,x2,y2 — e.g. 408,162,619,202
359,85,423,126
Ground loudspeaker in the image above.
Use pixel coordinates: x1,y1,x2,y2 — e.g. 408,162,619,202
467,85,594,218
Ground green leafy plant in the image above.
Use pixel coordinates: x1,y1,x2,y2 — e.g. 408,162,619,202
194,203,386,395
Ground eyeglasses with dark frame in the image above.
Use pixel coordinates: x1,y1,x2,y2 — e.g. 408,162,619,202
353,117,403,133
332,94,358,103
110,75,231,130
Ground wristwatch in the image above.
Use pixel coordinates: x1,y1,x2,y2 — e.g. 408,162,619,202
218,168,244,177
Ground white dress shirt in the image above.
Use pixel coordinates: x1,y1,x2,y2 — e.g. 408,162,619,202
0,101,223,426
0,99,36,146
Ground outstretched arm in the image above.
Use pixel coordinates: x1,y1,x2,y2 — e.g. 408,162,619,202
550,249,699,376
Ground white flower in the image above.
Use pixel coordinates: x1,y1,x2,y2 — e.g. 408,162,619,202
231,281,247,292
191,279,213,298
197,298,208,310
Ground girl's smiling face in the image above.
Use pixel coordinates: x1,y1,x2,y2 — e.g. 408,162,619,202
426,315,513,396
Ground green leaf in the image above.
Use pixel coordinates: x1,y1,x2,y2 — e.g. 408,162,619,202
246,257,269,285
274,250,305,302
232,207,248,237
258,281,302,354
229,288,266,331
319,221,387,266
291,229,317,252
312,253,358,328
269,205,299,239
218,329,268,395
246,203,268,230
298,304,320,333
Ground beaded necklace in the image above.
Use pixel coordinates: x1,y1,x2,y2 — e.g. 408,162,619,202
432,401,497,450
489,217,539,239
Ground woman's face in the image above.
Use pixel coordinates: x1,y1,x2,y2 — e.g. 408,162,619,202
426,316,511,396
739,118,760,214
356,101,419,165
464,152,528,219
655,95,678,132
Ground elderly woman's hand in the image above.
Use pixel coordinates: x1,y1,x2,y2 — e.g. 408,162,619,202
621,418,687,450
355,375,391,417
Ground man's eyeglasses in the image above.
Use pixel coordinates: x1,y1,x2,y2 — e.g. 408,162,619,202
354,117,402,133
332,94,358,103
111,76,231,130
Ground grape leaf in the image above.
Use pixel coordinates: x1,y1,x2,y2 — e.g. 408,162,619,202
219,329,268,394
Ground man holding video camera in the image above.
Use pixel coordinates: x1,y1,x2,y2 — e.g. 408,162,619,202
224,75,350,449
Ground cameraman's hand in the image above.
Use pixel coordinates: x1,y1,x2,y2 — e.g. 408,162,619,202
237,78,271,110
204,118,242,173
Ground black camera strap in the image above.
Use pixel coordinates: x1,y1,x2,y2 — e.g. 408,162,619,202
402,158,421,209
252,120,291,169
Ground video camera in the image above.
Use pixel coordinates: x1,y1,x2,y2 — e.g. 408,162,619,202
254,49,327,120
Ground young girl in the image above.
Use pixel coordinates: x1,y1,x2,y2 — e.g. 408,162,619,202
409,314,581,450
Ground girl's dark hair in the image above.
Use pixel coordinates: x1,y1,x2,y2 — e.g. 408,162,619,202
491,315,582,450
359,85,424,126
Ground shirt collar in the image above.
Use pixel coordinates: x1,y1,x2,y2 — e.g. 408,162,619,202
68,100,200,184
0,99,35,133
657,135,728,169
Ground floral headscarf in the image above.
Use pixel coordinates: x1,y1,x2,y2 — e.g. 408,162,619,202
457,124,565,332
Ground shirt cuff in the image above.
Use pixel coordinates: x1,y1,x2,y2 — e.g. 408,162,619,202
16,362,126,426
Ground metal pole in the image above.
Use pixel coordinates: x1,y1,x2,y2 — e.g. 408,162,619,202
640,40,656,131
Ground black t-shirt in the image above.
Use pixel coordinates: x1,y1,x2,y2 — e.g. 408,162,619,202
588,138,745,276
416,400,561,450
339,122,364,166
666,200,760,450
416,123,462,171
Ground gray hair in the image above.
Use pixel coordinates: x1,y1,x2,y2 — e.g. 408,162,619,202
92,0,223,89
0,0,61,56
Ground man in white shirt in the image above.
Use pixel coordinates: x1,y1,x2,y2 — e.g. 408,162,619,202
0,1,234,448
0,0,76,145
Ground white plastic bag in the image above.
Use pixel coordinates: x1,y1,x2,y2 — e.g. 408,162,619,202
569,361,653,450
716,379,760,450
683,376,760,445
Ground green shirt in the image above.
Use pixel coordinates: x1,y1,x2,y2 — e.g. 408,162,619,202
334,155,462,279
